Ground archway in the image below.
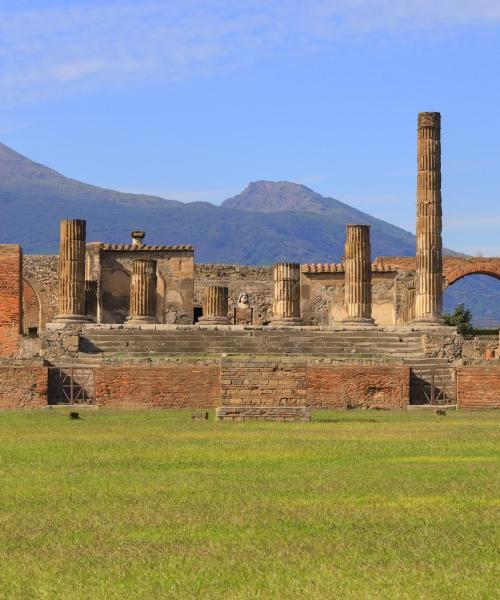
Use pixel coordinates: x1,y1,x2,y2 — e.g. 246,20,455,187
443,273,500,328
22,279,42,336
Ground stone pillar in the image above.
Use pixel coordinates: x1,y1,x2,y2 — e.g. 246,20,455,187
414,112,443,325
55,219,88,322
127,259,158,324
342,225,375,326
199,285,230,324
271,262,302,326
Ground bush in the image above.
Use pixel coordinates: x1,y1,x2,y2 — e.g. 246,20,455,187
444,303,474,336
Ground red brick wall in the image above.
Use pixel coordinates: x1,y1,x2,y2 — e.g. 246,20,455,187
221,358,409,409
307,365,409,408
94,363,220,408
0,366,48,408
457,366,500,409
0,245,22,356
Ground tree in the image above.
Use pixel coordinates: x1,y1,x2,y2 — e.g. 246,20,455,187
444,303,474,336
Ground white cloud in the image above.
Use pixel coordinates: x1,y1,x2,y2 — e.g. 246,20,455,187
0,1,499,106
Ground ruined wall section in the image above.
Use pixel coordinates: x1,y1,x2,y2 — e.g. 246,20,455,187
300,271,398,325
0,245,23,356
195,264,273,324
88,246,194,324
23,255,59,330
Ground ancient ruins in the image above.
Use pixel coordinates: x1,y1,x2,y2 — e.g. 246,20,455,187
1,112,499,416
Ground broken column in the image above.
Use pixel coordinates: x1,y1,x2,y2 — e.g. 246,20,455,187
271,262,302,326
414,112,443,325
342,225,375,326
55,219,88,322
127,259,158,324
199,285,230,324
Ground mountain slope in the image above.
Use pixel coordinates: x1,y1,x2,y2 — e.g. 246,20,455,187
0,142,498,324
0,143,419,260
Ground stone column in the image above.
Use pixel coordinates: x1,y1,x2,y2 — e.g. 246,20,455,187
271,262,302,326
199,285,230,324
127,259,158,324
55,219,88,322
414,112,443,325
342,225,375,325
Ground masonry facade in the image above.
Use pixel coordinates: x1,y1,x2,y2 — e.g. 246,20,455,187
0,111,498,416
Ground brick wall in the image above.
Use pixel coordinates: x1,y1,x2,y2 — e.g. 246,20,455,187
0,365,48,408
221,358,307,406
457,366,500,409
221,358,410,409
0,245,22,356
307,365,409,408
94,362,220,408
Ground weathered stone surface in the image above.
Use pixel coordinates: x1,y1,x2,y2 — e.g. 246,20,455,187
199,285,230,324
215,405,311,421
55,220,88,323
127,259,158,324
414,112,443,324
271,262,302,326
343,225,374,325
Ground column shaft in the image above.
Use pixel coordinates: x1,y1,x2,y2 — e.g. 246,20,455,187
128,259,158,324
55,219,88,322
199,285,230,324
343,225,374,325
414,112,443,324
271,263,302,326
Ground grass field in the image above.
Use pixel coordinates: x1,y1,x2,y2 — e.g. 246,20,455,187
0,409,498,599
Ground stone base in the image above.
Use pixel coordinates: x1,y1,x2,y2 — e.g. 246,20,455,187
215,405,311,422
198,316,231,325
125,316,158,326
270,317,303,327
342,317,376,328
411,317,445,328
53,314,90,324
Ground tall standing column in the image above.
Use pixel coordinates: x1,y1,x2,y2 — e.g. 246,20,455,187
342,225,375,325
414,112,443,324
271,262,302,326
55,219,88,322
199,285,230,324
127,259,158,324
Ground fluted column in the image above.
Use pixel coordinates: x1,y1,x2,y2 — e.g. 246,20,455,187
55,219,88,322
414,112,443,324
342,225,375,326
271,262,302,326
199,285,230,324
127,259,158,324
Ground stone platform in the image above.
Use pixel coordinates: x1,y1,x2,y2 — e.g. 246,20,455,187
215,405,311,422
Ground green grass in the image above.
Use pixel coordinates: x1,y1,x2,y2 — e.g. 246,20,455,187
0,410,498,599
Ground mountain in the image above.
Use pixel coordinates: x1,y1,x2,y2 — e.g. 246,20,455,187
0,142,419,261
0,142,498,324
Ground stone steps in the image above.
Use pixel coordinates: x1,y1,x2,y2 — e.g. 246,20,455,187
79,328,427,361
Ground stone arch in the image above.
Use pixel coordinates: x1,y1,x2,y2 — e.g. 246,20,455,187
22,278,43,334
443,258,500,287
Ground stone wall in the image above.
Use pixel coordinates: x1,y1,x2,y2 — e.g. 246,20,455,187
424,331,499,363
23,255,59,330
0,245,22,357
300,271,398,325
88,246,194,324
94,361,220,408
457,366,500,409
0,364,48,408
195,264,273,324
219,357,410,410
220,357,307,406
307,364,409,408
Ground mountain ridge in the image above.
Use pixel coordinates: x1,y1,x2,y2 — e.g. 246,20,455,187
0,141,497,324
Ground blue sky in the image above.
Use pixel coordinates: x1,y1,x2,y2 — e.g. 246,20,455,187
0,0,499,255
